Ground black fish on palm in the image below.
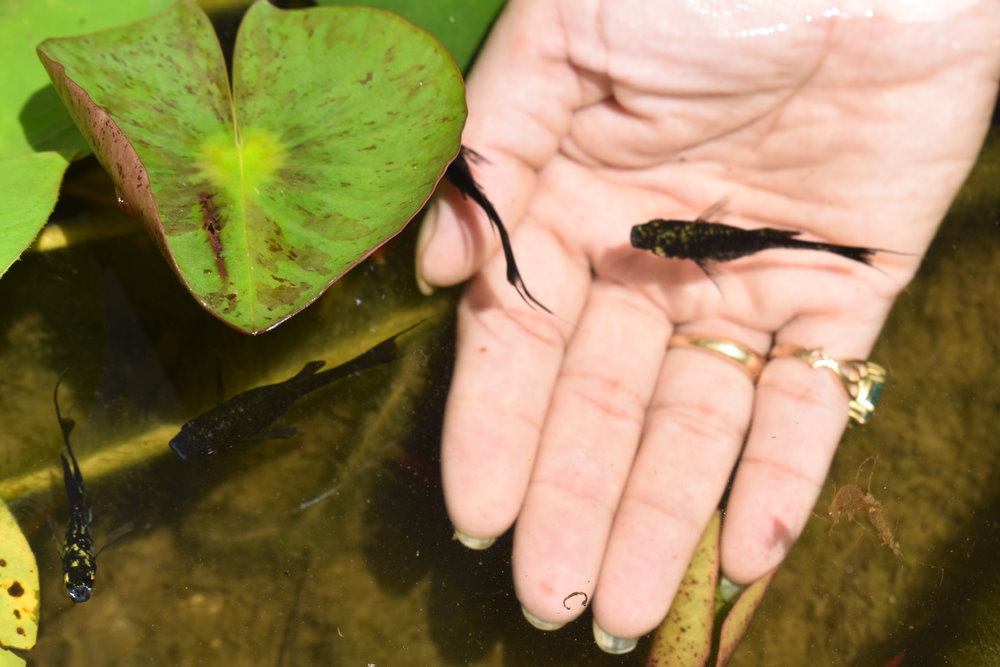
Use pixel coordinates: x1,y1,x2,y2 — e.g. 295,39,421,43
445,146,552,314
55,380,96,603
169,321,422,460
631,200,897,277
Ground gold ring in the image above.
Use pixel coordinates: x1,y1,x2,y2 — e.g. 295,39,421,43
769,344,886,424
668,334,764,382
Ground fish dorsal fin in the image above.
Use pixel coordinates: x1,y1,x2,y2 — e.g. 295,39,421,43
59,452,86,511
694,198,729,223
293,361,326,379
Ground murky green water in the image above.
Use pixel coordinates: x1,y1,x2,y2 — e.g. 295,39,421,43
0,158,644,666
3,133,998,665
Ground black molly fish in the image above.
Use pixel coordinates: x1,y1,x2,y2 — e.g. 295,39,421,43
169,322,421,460
444,146,552,314
631,201,895,277
55,379,96,603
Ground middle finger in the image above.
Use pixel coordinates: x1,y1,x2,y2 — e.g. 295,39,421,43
592,322,768,639
513,281,669,626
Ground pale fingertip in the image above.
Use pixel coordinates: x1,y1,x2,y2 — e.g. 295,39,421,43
522,606,565,631
415,269,435,297
452,529,495,551
592,619,638,654
719,510,795,584
414,201,439,295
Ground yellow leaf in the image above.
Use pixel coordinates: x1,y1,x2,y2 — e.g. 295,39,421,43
0,498,38,653
646,511,721,667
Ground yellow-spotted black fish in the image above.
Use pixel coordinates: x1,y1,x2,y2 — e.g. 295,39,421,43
445,146,551,314
169,322,422,460
55,380,96,604
631,201,898,277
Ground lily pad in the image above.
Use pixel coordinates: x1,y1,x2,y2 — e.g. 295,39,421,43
316,0,507,72
0,152,74,276
0,0,175,279
0,497,38,656
38,0,466,333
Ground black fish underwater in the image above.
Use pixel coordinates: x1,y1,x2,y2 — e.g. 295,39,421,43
169,322,421,460
445,146,552,314
54,380,96,603
630,201,902,277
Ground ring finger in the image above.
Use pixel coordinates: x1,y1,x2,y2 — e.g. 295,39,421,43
590,320,770,642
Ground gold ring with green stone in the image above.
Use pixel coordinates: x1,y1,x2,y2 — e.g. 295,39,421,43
769,345,886,425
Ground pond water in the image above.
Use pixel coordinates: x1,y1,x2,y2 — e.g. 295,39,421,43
0,157,644,666
2,133,998,665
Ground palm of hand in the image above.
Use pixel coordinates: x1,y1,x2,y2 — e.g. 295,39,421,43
419,0,999,646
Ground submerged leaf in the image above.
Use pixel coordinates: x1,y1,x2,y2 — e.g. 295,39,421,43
646,511,774,666
714,569,775,666
647,511,721,667
317,0,507,72
38,0,466,333
0,498,39,653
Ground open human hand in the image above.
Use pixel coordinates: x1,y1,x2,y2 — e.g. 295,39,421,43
417,0,1000,653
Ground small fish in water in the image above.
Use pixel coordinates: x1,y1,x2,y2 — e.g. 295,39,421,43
169,322,422,460
631,200,900,278
444,146,552,314
54,379,96,603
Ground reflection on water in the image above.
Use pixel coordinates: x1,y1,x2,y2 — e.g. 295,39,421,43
0,160,644,666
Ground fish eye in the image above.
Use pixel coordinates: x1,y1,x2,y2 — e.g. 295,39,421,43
69,585,91,603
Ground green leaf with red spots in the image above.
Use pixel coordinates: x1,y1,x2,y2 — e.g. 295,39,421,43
645,510,777,666
37,0,466,333
0,498,38,658
647,511,720,667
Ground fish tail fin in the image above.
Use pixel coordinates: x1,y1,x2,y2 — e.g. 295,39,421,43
445,146,553,314
311,320,426,388
807,242,877,266
769,231,877,266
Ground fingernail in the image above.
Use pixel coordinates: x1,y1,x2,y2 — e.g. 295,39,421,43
452,529,495,550
414,202,438,296
593,619,638,654
521,606,565,631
